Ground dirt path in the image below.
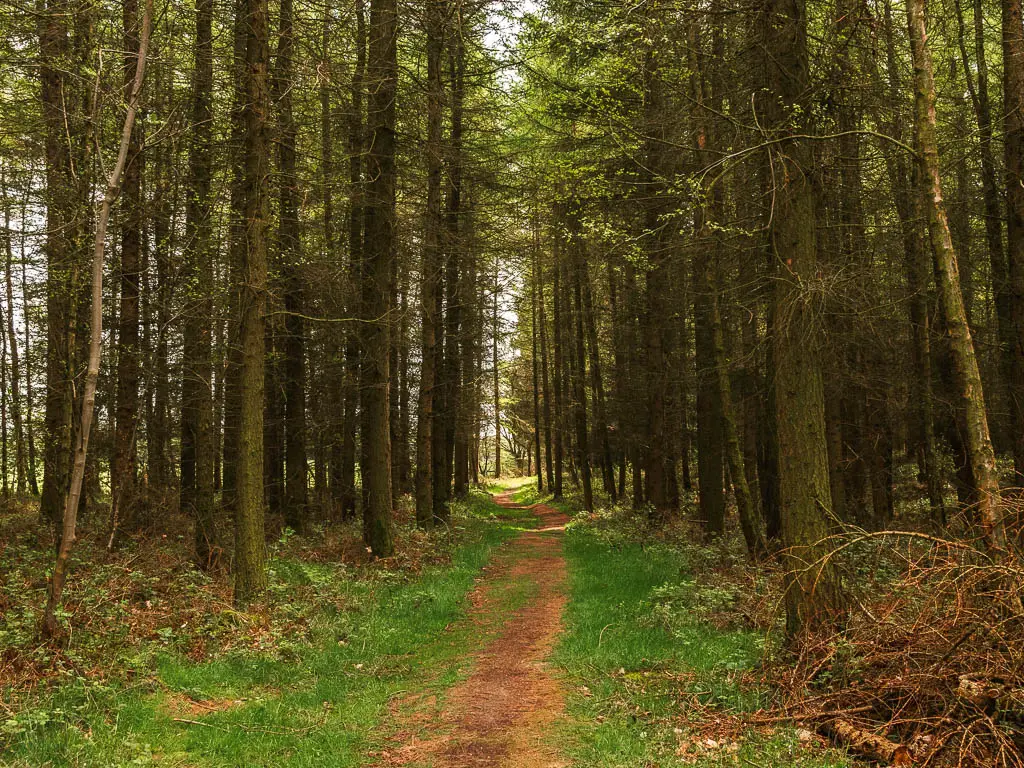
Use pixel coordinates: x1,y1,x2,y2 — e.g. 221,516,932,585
382,492,571,768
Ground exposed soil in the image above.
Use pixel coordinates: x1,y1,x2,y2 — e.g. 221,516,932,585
381,492,571,767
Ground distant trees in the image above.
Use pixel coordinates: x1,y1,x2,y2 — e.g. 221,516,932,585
1,0,1022,636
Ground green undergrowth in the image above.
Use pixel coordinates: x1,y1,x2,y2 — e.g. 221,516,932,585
2,489,530,768
544,481,851,767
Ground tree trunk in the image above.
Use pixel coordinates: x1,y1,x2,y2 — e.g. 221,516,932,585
638,14,677,516
954,0,1013,443
908,0,1006,551
580,236,614,501
359,0,397,556
539,248,554,491
761,0,846,637
181,0,217,567
415,0,443,527
532,220,543,492
552,240,564,498
107,0,146,546
878,0,945,523
1003,0,1024,482
398,264,413,493
454,223,475,497
38,0,91,536
20,204,39,496
42,0,152,637
276,0,308,533
339,0,365,522
567,206,594,512
233,0,272,604
492,263,501,478
1,166,26,494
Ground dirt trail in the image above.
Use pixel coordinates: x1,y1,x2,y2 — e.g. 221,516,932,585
382,492,571,768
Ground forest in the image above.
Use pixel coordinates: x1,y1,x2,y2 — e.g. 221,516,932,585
2,0,1024,763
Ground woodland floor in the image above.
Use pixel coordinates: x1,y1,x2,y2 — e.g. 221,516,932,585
1,481,852,767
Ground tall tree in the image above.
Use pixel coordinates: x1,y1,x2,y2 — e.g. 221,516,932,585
1003,0,1024,481
109,0,145,545
908,0,1006,550
233,0,272,603
42,0,152,636
276,0,308,532
415,0,444,528
38,0,92,536
761,0,846,636
2,166,26,494
181,0,217,567
360,0,398,556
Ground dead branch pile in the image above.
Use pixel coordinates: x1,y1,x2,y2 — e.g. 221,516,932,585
761,527,1024,767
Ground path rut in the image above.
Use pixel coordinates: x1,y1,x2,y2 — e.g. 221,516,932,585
382,492,570,768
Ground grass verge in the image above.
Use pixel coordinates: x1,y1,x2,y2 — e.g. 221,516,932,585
545,484,852,767
2,489,525,768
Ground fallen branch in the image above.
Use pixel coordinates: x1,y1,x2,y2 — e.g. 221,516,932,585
821,719,913,766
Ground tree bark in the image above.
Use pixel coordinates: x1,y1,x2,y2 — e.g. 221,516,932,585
532,219,543,492
551,237,564,498
1003,0,1024,482
181,0,217,567
539,248,554,491
360,0,397,556
38,0,92,536
233,0,272,604
416,0,444,527
908,0,1006,551
1,165,26,494
108,0,146,546
492,262,501,478
340,0,366,522
42,0,152,637
567,206,594,512
276,0,308,533
761,0,846,637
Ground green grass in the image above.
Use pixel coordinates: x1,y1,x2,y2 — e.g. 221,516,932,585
2,491,530,768
551,499,852,767
4,481,854,767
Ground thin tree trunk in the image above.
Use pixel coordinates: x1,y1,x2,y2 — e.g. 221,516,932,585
552,240,564,498
579,237,614,500
952,0,1014,452
532,223,543,491
277,0,308,532
182,0,217,567
2,165,26,493
492,263,501,478
567,207,593,512
415,0,443,527
42,0,152,637
21,195,38,496
1,296,8,496
539,247,554,491
398,270,412,492
108,0,145,546
878,0,945,522
339,0,366,521
908,0,1006,550
454,224,474,497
